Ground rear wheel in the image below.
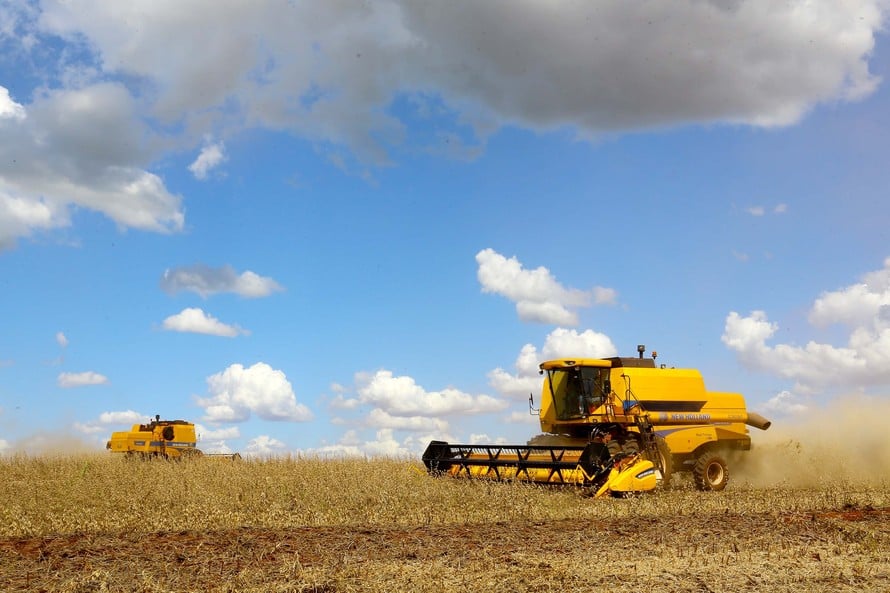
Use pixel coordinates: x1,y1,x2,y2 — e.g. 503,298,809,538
693,451,729,491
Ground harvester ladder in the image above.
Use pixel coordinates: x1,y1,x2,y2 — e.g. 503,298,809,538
633,415,666,478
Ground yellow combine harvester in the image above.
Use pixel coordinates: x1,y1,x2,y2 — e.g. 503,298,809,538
423,346,770,495
106,415,240,459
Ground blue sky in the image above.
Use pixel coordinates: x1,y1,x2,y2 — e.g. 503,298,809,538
1,1,889,456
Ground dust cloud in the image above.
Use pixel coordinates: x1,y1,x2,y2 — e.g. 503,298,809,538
3,432,99,457
735,394,890,488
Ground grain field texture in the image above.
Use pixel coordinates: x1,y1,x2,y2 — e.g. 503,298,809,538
1,450,888,593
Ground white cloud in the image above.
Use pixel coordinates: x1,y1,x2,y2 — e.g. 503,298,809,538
722,258,890,391
98,410,146,425
302,428,415,457
36,1,884,152
329,394,362,410
763,390,809,414
541,328,618,360
0,83,184,250
746,206,766,217
188,140,226,180
361,429,412,456
592,287,618,306
194,423,240,442
196,362,313,423
487,344,542,398
0,86,25,121
351,369,507,416
489,328,617,398
366,408,449,432
0,189,68,250
809,257,890,329
245,435,287,457
161,264,283,298
73,409,145,434
504,410,540,425
476,248,615,326
161,307,247,337
4,2,882,246
55,331,68,348
58,371,109,388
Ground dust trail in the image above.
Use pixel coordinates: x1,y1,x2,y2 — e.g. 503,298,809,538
3,432,98,457
735,394,890,488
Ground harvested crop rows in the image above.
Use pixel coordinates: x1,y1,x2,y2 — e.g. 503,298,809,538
1,455,888,592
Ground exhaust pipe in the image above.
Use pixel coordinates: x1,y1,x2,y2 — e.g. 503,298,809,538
746,412,771,431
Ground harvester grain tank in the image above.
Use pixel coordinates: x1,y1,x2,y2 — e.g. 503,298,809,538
423,346,771,493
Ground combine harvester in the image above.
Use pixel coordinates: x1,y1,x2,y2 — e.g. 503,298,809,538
107,415,240,460
423,346,771,496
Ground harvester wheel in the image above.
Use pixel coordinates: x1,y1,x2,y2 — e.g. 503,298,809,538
621,438,640,455
693,451,729,491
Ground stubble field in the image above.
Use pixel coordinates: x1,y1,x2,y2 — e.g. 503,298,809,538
1,438,889,593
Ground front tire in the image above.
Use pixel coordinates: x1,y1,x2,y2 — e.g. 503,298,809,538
692,451,729,491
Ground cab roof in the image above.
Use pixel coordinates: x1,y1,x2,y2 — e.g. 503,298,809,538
539,357,657,370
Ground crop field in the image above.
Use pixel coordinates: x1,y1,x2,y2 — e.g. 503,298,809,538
1,434,889,593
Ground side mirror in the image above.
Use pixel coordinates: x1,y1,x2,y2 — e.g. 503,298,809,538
603,380,611,394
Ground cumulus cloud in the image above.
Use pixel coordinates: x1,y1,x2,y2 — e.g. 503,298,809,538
0,86,25,121
196,362,313,423
74,409,146,434
306,428,416,457
809,257,890,329
161,307,248,337
194,422,240,454
350,369,507,416
366,408,449,432
0,82,184,250
488,328,617,398
763,390,809,415
55,331,68,348
476,248,615,325
188,140,226,180
245,435,287,457
36,1,884,141
58,371,109,388
195,423,240,442
160,264,284,298
722,257,890,391
503,410,540,425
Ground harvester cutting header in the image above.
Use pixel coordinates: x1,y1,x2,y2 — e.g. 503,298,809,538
424,346,771,496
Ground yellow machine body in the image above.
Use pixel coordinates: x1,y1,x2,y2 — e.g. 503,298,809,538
106,416,200,458
536,356,769,460
425,349,771,493
594,455,657,498
531,353,771,490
